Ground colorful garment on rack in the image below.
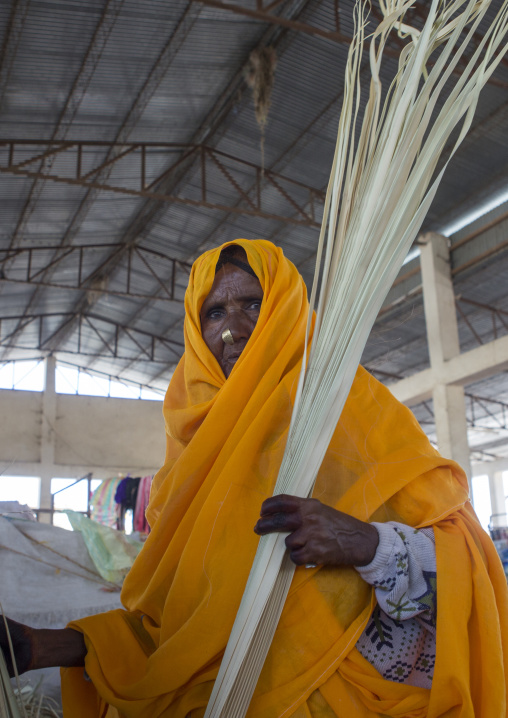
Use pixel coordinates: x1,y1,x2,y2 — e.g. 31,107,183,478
133,476,152,535
114,478,140,532
89,477,124,529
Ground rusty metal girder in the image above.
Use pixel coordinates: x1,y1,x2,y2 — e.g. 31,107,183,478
0,3,204,364
410,392,508,433
19,1,315,367
0,139,324,228
6,0,126,254
455,295,508,346
0,0,31,114
191,0,351,46
0,312,184,364
193,0,508,89
468,392,508,432
0,243,192,302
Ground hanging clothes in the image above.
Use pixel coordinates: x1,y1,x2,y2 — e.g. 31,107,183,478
115,477,140,532
133,476,152,535
89,477,124,529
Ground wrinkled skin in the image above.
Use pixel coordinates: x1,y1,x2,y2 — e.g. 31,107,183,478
254,494,379,567
200,262,263,378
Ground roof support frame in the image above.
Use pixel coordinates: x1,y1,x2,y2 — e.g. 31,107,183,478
0,0,31,114
191,0,366,49
0,312,184,363
64,0,319,374
0,2,203,359
5,0,126,255
0,244,192,302
0,139,323,228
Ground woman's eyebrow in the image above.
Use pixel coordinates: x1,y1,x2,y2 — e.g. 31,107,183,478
240,294,263,302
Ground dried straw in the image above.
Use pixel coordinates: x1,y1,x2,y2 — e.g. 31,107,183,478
205,1,508,716
244,46,277,171
13,683,61,718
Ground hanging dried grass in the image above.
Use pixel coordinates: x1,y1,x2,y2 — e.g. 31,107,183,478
243,46,277,170
205,1,508,716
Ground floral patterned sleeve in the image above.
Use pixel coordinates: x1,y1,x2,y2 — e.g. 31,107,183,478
355,521,437,631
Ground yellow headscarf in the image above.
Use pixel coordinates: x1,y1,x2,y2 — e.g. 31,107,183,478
62,239,508,717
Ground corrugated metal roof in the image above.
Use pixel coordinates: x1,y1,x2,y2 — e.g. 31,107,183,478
1,0,508,458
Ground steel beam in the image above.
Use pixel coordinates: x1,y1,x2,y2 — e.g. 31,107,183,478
0,140,324,228
400,391,508,433
0,3,203,359
0,243,193,302
455,296,508,347
467,393,508,431
192,0,508,89
191,0,355,47
77,0,316,375
0,0,30,114
5,0,126,255
0,312,184,364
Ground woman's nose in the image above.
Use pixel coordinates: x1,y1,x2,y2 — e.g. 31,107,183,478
227,311,254,342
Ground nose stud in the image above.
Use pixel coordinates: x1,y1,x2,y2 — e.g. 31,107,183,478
222,328,234,345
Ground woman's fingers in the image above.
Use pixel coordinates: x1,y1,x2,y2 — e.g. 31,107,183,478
287,546,312,566
284,529,306,551
259,494,305,517
254,495,379,567
254,510,301,534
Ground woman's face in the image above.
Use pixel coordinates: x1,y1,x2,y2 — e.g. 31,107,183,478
200,263,263,377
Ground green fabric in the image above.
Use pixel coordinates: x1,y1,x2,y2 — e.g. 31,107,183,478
65,510,143,585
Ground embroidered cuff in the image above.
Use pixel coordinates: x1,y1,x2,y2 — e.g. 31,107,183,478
354,521,398,585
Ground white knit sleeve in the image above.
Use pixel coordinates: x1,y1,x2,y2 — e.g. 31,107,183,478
355,522,437,630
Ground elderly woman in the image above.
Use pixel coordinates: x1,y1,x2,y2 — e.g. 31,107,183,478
3,240,508,716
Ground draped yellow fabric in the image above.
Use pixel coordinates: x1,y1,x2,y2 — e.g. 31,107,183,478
61,239,508,718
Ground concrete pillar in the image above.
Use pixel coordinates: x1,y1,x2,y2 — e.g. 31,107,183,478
420,233,460,363
432,384,470,470
420,232,472,484
39,355,56,523
489,470,507,528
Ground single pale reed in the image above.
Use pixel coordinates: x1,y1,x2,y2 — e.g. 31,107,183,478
205,1,508,716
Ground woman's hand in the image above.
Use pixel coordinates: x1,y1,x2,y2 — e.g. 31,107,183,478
254,494,379,567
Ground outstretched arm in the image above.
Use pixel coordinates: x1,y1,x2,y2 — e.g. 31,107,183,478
0,617,86,677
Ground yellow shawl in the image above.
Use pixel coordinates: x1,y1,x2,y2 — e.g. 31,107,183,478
62,239,508,717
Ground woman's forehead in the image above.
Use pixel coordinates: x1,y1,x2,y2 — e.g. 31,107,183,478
201,264,263,310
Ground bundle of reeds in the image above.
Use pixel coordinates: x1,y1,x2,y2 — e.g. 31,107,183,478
205,1,508,716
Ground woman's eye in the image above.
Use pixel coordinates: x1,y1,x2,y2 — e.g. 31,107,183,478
248,301,262,311
207,308,224,320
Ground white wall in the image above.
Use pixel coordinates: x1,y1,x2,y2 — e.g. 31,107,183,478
55,393,165,469
0,387,166,512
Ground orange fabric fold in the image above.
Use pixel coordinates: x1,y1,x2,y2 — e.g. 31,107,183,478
62,239,508,717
